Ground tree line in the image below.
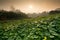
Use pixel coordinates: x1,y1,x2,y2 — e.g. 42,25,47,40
0,8,60,20
0,10,28,20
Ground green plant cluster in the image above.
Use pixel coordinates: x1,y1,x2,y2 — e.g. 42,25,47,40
0,15,60,40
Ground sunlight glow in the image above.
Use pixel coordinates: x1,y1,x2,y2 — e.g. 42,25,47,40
20,4,41,13
28,5,33,9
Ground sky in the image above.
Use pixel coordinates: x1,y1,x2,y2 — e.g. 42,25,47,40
0,0,60,13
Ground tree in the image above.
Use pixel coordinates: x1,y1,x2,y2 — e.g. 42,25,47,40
0,10,28,20
10,6,15,11
49,8,60,14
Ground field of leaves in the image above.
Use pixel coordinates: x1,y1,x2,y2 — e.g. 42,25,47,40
0,14,60,40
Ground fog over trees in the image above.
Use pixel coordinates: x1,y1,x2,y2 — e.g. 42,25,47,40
0,8,60,20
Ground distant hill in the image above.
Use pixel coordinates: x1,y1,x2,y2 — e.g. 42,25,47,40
0,10,28,20
49,8,60,14
0,8,60,19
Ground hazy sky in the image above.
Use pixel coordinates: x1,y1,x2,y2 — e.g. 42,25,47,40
0,0,60,13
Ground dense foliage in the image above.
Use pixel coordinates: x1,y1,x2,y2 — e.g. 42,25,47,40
0,14,60,40
49,10,60,14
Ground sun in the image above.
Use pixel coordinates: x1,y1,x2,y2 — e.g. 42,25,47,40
28,5,33,9
20,4,35,13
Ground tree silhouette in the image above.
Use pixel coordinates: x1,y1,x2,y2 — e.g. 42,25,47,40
10,6,15,11
0,10,28,20
49,8,60,14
